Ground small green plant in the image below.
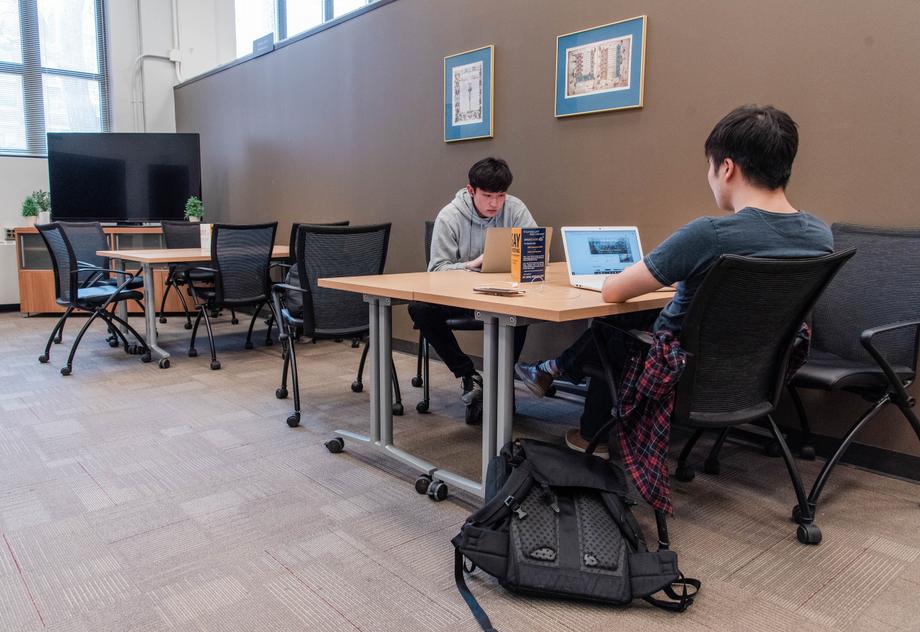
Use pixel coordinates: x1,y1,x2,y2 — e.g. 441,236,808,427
184,196,204,220
21,189,50,217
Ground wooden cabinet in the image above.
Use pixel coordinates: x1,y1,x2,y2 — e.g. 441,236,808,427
14,226,192,315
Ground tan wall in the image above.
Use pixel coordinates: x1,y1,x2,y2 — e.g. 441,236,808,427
173,0,920,457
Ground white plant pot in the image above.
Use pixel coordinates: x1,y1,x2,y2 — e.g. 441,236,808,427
187,216,201,223
23,216,36,226
37,210,51,225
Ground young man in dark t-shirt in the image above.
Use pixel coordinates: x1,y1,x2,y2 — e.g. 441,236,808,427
515,105,834,454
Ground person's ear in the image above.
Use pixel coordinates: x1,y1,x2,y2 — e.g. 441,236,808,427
466,184,476,197
722,158,736,181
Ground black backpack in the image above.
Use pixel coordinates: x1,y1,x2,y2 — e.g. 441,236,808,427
452,438,700,631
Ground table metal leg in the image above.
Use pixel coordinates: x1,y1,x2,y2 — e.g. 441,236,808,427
335,297,381,446
114,258,128,335
480,315,498,484
496,319,517,451
142,262,170,363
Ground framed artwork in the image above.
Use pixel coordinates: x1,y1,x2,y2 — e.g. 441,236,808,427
555,15,647,118
444,45,494,142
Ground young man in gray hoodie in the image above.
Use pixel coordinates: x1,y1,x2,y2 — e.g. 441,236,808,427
408,157,536,423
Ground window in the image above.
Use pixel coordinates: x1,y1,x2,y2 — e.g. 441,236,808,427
0,0,108,156
234,0,379,58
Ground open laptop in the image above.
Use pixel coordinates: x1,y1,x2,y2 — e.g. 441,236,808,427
479,226,553,273
561,226,644,291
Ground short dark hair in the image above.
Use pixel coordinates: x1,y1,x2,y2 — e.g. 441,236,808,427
704,105,799,190
468,157,513,192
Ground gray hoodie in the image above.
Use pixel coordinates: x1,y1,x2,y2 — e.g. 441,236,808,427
428,188,537,271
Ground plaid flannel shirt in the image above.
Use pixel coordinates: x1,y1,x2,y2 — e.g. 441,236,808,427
615,323,811,515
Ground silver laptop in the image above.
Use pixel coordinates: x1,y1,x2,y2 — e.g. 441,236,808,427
561,226,644,291
479,226,553,273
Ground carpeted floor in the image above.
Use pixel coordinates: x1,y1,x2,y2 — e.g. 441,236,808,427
1,311,919,631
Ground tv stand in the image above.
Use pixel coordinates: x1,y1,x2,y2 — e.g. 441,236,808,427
14,225,189,315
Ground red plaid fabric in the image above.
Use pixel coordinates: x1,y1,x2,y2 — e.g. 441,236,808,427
615,323,811,515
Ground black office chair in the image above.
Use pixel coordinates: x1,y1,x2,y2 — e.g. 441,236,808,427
411,220,484,415
157,220,237,329
185,222,279,370
781,224,920,523
272,223,403,427
587,250,855,545
37,223,151,375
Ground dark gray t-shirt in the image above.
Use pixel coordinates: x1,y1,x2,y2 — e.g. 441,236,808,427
644,207,834,333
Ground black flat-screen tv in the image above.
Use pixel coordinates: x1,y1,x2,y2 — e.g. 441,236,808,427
47,133,201,223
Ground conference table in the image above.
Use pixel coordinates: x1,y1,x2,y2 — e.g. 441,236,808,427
318,262,674,499
97,246,289,368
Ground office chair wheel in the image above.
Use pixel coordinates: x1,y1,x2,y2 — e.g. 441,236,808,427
411,376,423,388
108,337,119,348
244,341,254,350
275,387,288,399
38,354,49,364
351,339,361,348
60,366,72,376
427,480,448,502
325,437,345,453
141,352,152,363
159,316,167,324
675,465,695,482
210,360,221,370
54,335,62,344
416,400,429,414
286,413,301,428
158,358,170,369
796,523,822,545
415,474,432,494
351,381,363,393
231,317,239,325
188,348,198,357
799,445,816,460
545,385,557,398
393,402,404,416
183,322,193,330
764,440,782,458
703,458,720,475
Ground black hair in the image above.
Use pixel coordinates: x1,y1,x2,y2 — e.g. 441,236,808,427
704,105,799,190
468,157,513,192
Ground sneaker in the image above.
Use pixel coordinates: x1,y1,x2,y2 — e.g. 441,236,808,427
460,372,483,405
565,429,609,457
514,362,554,398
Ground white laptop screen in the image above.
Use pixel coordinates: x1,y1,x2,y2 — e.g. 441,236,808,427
565,229,642,275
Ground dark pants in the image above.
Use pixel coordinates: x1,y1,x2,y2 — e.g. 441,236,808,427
408,301,528,378
556,310,660,441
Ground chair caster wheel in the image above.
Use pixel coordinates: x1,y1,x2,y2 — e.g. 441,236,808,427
210,360,221,370
325,437,344,453
60,366,72,376
38,354,49,364
465,400,482,425
411,376,423,388
351,339,361,348
764,440,783,457
286,413,300,428
158,358,170,369
415,475,432,494
393,402,404,416
184,322,193,330
159,317,167,324
188,348,198,357
141,353,152,363
545,385,557,398
351,381,363,393
427,480,448,502
108,338,119,348
276,387,288,399
675,465,695,482
54,336,62,344
799,445,816,460
244,341,253,350
703,458,720,475
791,503,816,523
796,523,822,545
416,401,430,414
231,318,239,325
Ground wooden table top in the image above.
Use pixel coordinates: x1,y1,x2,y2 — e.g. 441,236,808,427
318,262,674,322
97,246,289,264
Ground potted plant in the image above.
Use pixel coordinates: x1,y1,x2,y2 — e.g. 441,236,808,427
33,189,51,224
184,196,204,222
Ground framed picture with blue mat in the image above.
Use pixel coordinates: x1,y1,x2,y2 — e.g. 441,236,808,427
444,45,493,142
555,16,647,118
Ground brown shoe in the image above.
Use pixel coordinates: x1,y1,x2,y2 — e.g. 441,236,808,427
514,361,554,398
565,429,609,456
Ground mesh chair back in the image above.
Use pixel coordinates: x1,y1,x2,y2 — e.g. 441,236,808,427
37,223,77,304
296,223,391,336
161,220,202,249
211,223,278,305
812,223,920,369
57,221,109,285
288,221,350,263
283,221,349,316
673,250,855,426
424,220,435,268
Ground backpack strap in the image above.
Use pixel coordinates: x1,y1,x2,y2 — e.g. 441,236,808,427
643,575,701,612
468,462,535,527
599,491,647,552
454,549,498,632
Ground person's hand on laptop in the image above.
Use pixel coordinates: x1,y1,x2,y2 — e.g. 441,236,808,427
465,254,484,271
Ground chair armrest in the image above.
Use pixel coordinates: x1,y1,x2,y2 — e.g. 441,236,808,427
591,318,653,346
185,265,217,274
73,265,139,279
270,262,292,270
860,319,920,402
860,319,920,346
271,282,309,296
